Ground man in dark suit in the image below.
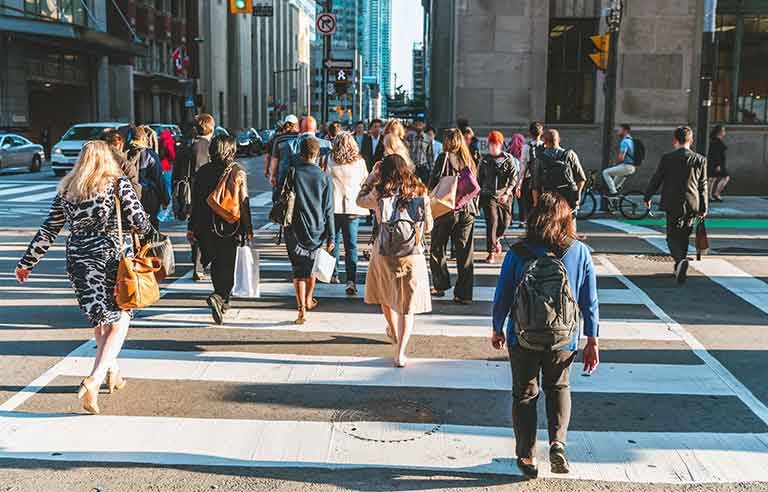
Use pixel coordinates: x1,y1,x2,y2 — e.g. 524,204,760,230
644,126,708,285
360,118,385,172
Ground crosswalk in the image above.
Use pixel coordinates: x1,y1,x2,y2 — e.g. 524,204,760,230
0,180,61,220
1,222,768,485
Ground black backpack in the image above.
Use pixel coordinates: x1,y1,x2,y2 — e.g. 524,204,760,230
538,148,577,193
378,195,425,258
512,242,579,351
631,138,646,167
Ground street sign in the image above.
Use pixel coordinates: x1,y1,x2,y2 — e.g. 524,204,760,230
323,59,354,70
316,12,336,36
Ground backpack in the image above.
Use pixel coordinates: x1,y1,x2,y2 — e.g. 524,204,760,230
206,163,246,225
172,178,191,220
538,148,577,193
378,195,425,258
269,166,296,227
511,242,579,351
631,138,646,167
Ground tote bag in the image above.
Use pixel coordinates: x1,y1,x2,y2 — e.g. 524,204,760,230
232,246,260,298
312,248,336,283
429,155,457,219
148,232,175,282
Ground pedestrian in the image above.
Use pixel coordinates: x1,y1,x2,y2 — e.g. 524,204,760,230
428,128,479,304
15,141,153,414
508,133,526,225
127,126,168,231
103,129,140,196
353,121,366,149
187,135,254,324
518,122,544,226
158,129,176,221
174,113,216,281
461,126,482,165
326,132,369,293
426,126,442,157
405,117,435,184
327,121,343,141
644,126,708,285
708,125,729,202
603,124,637,196
383,133,414,170
532,129,586,210
479,131,520,263
285,137,335,325
492,192,599,478
361,118,385,172
384,118,406,142
357,154,433,368
267,115,300,188
270,116,332,190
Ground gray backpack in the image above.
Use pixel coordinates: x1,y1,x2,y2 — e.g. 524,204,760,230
378,195,425,258
512,242,579,351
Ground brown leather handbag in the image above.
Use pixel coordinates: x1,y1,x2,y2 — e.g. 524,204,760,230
695,218,709,261
114,191,161,310
207,163,245,224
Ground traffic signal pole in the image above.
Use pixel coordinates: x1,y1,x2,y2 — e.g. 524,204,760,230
600,1,623,210
696,0,718,155
322,0,332,124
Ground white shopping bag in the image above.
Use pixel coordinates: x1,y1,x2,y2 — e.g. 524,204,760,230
231,246,260,298
311,247,336,283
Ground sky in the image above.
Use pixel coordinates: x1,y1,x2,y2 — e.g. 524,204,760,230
390,0,424,94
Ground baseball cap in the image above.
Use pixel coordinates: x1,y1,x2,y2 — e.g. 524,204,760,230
285,114,299,125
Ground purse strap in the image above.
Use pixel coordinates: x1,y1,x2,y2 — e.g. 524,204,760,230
114,179,123,252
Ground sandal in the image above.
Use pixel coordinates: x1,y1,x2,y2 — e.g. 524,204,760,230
295,305,306,325
430,288,446,298
307,298,319,311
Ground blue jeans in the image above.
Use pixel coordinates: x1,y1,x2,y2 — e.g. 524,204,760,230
162,170,173,200
333,214,360,283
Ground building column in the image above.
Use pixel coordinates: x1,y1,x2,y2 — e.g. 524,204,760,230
109,64,135,122
95,56,111,121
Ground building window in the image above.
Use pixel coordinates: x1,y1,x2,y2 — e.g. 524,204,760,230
713,9,768,124
24,0,86,26
545,18,598,124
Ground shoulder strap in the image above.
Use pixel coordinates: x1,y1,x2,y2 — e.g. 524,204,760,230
512,241,535,262
114,179,123,250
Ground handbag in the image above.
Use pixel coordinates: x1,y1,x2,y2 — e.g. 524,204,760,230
455,166,481,210
207,163,245,224
429,155,457,219
147,231,175,282
172,177,191,220
114,190,162,310
695,218,709,261
232,245,261,298
269,167,296,226
311,247,336,283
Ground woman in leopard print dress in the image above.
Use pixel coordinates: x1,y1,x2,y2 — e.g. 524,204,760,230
16,141,152,414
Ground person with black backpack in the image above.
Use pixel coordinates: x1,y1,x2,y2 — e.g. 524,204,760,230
517,122,544,226
603,123,645,196
532,129,586,210
491,192,600,478
357,154,433,368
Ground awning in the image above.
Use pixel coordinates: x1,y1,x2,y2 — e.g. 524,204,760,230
0,14,146,56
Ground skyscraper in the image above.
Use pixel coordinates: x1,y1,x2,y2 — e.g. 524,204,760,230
412,42,425,104
361,0,391,119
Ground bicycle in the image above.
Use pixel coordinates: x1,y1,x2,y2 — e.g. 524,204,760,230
576,169,653,220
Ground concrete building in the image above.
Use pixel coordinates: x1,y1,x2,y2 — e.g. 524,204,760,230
427,0,768,194
412,42,425,104
0,0,142,142
253,0,314,129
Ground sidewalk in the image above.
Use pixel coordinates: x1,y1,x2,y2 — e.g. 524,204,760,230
592,195,768,220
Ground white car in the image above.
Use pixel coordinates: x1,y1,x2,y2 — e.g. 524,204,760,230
0,133,45,173
51,122,128,177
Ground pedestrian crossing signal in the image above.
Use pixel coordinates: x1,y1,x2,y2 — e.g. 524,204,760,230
589,34,609,71
230,0,252,14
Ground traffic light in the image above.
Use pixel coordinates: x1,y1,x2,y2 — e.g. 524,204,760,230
229,0,252,14
589,34,609,71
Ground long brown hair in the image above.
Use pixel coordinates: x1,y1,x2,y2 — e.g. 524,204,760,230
525,192,577,252
375,154,426,201
442,128,476,175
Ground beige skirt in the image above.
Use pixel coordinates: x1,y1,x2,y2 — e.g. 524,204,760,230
364,246,432,315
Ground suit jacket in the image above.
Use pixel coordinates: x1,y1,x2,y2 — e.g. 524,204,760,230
644,147,708,218
173,136,211,183
360,134,384,172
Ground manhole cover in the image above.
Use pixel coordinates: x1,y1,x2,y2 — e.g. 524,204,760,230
635,254,675,263
331,399,442,443
714,247,768,254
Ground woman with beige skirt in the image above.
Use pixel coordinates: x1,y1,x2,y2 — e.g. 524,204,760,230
357,154,433,367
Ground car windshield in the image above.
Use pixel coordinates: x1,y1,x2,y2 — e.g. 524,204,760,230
62,126,112,141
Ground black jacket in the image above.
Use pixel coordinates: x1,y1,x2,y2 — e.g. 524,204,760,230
479,152,520,202
707,138,727,175
127,145,169,214
360,134,385,172
290,160,335,250
173,136,211,183
644,147,708,218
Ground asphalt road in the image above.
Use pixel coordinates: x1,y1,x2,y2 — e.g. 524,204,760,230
1,157,768,492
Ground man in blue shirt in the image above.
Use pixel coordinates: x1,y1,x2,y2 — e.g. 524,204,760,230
491,192,600,478
603,123,636,196
269,116,332,190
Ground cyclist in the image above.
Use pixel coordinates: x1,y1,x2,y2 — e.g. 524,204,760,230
603,124,637,196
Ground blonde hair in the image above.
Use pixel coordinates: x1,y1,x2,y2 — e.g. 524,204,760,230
383,134,414,170
331,132,362,165
140,125,158,153
383,119,406,140
131,126,149,148
443,128,477,175
59,141,123,202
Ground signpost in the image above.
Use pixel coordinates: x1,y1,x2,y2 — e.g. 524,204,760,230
316,12,337,36
320,1,333,123
323,59,354,70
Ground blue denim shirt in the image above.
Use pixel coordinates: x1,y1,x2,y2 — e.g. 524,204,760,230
277,133,332,186
492,240,599,351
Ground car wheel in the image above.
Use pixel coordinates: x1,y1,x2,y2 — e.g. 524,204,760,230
54,169,66,177
30,156,42,173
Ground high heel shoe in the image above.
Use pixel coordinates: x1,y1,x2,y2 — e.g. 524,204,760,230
77,376,100,415
106,369,127,394
295,305,306,325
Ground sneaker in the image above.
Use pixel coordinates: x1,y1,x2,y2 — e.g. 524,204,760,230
345,282,357,296
516,457,539,479
549,442,570,474
206,294,224,325
675,259,689,285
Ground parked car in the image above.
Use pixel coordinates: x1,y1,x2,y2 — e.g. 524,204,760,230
149,124,183,148
0,133,45,173
51,122,128,177
259,129,275,144
213,126,230,138
236,128,263,156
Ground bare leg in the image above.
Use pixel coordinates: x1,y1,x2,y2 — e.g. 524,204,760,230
708,178,717,197
89,325,108,383
396,313,414,367
306,276,317,308
381,304,397,343
294,279,307,323
90,312,129,385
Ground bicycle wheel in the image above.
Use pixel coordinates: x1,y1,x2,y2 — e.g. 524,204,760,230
619,190,650,220
576,190,597,219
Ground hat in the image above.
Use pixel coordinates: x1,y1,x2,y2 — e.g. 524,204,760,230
284,114,299,125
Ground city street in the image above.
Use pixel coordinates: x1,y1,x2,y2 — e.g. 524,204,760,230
1,158,768,491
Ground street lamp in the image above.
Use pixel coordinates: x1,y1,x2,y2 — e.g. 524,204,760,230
600,0,623,210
